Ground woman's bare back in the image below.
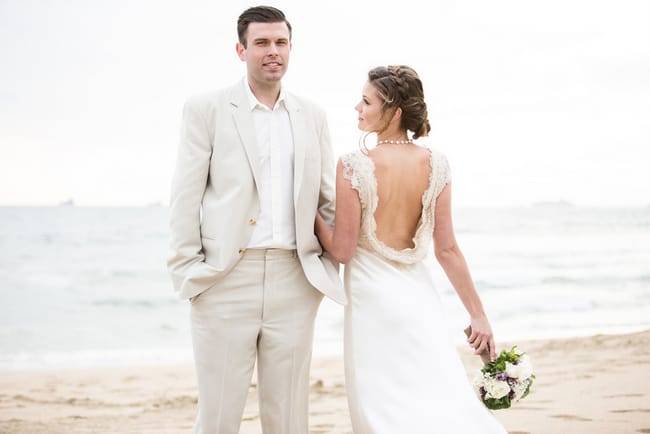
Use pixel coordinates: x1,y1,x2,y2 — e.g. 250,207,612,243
368,145,432,251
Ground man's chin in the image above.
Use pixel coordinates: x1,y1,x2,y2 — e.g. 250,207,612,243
264,73,284,82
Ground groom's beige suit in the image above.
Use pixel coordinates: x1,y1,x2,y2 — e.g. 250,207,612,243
167,80,345,433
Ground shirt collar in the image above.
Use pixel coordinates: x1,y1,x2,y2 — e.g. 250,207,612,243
243,77,286,111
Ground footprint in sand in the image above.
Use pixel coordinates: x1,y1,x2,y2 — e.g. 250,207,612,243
311,423,335,434
551,414,593,422
610,408,650,413
150,396,197,409
604,393,644,398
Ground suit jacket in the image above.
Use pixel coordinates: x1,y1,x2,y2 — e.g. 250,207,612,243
167,81,346,305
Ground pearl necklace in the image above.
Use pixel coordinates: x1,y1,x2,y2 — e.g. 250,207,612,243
377,138,413,145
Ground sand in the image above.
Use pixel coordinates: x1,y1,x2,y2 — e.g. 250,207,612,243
1,330,649,434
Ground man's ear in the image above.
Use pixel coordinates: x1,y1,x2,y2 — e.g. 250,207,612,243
236,42,246,61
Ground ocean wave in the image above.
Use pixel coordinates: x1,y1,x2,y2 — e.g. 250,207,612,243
0,347,193,371
540,274,650,287
92,298,177,309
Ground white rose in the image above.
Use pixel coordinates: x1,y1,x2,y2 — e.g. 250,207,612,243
517,355,533,379
485,379,511,399
473,373,486,391
505,361,520,379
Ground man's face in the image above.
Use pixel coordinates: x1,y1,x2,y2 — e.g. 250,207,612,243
236,21,291,87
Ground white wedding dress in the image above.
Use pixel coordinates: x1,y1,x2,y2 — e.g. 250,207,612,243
341,149,507,434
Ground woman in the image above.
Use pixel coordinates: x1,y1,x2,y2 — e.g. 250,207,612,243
315,65,507,433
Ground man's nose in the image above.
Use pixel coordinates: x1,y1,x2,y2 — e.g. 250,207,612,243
268,43,279,55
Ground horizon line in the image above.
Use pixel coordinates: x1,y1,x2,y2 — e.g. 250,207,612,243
1,202,649,210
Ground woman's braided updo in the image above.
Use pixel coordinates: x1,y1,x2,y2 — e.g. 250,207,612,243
367,65,431,139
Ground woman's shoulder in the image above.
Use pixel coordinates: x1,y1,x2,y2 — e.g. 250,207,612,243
339,150,372,169
424,146,450,173
424,146,448,162
340,149,369,161
338,150,373,184
423,146,451,196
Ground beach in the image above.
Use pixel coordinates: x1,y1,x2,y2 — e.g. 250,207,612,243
2,330,649,434
1,206,649,433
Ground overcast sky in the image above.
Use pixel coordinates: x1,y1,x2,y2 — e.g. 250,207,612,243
1,0,648,207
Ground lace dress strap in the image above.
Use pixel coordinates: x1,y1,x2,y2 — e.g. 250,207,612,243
421,149,451,216
341,152,376,214
430,149,451,199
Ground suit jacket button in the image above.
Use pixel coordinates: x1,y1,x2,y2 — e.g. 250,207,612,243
248,218,256,225
238,249,245,255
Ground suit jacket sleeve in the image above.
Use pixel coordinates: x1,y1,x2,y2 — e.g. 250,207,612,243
317,111,336,226
167,96,213,291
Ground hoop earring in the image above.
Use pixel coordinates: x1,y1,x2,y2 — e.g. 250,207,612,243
358,132,371,155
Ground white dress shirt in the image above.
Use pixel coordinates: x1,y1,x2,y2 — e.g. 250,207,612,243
244,79,297,249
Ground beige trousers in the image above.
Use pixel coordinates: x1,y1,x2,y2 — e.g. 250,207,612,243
190,249,323,434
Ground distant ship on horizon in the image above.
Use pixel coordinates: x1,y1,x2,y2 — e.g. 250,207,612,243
58,199,75,207
531,200,575,208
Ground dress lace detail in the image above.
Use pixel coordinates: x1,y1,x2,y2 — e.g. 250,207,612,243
340,148,451,265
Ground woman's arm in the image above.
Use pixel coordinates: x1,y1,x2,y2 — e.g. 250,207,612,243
433,182,497,360
315,160,362,264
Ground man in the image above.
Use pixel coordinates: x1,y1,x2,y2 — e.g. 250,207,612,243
167,6,345,434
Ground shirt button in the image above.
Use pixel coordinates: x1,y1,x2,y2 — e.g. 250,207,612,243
249,218,256,225
238,249,245,255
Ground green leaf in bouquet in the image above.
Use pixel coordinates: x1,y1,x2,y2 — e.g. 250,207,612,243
521,375,535,400
481,346,523,375
483,396,512,410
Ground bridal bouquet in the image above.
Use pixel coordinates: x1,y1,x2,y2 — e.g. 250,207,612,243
473,346,535,410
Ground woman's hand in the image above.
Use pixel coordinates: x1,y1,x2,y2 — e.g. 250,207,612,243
467,315,497,361
314,212,327,240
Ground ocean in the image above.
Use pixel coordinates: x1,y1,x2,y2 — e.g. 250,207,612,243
1,205,649,370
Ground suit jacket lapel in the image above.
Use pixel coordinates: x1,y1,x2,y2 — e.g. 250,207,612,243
230,84,262,194
286,95,305,205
